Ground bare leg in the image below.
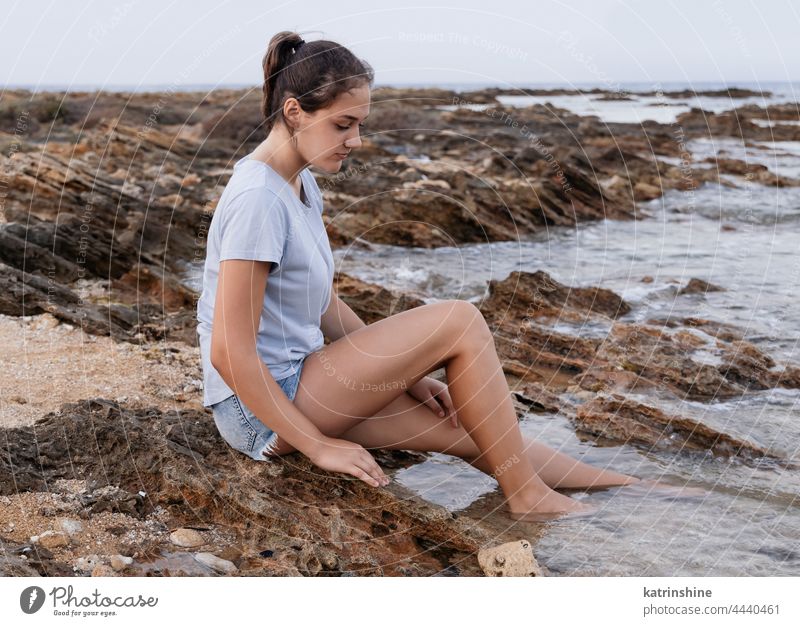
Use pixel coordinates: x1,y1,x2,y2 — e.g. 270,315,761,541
280,300,593,519
439,332,595,519
470,435,641,490
342,391,640,491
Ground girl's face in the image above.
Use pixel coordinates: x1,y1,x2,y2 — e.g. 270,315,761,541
297,84,371,173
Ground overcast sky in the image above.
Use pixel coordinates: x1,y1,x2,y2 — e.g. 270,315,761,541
2,0,798,89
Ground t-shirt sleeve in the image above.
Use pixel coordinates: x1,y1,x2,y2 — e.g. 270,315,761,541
217,187,289,268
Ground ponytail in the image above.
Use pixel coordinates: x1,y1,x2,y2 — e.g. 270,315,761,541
260,31,374,136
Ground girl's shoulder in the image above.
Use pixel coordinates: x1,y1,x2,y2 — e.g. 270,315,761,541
218,159,285,211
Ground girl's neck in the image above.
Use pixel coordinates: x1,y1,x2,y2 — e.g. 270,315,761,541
250,131,306,185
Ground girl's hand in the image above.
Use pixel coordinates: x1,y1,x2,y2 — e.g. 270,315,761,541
307,437,390,488
408,376,458,428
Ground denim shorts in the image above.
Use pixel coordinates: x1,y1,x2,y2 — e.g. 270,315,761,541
210,358,306,461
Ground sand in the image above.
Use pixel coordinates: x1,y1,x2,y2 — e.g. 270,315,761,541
0,312,205,429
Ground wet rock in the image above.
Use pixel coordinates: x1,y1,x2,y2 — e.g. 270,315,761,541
477,540,543,576
677,106,800,143
574,394,793,468
679,278,725,295
596,324,745,400
481,270,631,323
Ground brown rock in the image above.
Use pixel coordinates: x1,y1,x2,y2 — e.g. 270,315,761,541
33,530,70,549
574,394,793,468
0,397,501,576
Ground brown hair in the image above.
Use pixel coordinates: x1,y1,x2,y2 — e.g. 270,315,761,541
261,31,374,136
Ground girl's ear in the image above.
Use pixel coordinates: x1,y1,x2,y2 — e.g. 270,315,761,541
282,96,303,132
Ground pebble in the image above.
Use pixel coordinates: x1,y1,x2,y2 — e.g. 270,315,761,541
194,552,238,574
110,554,134,571
59,518,84,537
74,554,103,573
170,528,205,547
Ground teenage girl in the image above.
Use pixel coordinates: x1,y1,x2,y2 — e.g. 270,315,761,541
198,31,651,523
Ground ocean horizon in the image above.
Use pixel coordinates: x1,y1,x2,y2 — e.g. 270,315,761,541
4,79,800,94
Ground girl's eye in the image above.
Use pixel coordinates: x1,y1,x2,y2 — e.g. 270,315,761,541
336,123,367,131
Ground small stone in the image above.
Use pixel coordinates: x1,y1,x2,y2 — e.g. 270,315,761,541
74,554,103,573
170,528,205,547
38,505,57,517
194,552,238,574
0,495,12,505
477,540,542,577
110,554,134,571
91,564,118,577
59,518,84,537
32,530,70,549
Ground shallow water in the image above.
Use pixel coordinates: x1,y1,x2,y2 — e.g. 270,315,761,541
443,83,799,125
331,136,800,575
181,134,800,576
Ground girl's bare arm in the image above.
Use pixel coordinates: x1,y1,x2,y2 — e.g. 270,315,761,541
210,259,327,458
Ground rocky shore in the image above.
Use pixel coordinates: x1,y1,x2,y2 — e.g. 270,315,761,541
1,85,798,576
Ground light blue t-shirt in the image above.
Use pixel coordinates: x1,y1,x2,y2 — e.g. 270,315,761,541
196,154,335,407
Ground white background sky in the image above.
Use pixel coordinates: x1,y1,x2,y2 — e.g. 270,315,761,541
1,0,798,89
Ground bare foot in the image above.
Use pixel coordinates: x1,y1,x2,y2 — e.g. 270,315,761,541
506,489,597,523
